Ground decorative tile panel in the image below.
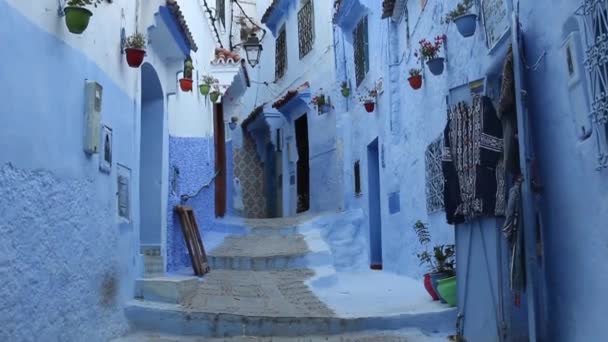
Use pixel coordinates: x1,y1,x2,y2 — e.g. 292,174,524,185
425,136,445,213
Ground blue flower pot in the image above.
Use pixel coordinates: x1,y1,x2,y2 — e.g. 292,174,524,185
427,57,445,76
229,122,237,130
430,272,451,304
454,14,477,38
319,104,331,114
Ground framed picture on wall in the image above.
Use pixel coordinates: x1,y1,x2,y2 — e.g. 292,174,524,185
99,125,113,174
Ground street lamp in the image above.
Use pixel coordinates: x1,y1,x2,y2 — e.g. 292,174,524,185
242,33,263,68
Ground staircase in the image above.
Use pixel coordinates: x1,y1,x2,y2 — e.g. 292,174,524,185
121,213,455,340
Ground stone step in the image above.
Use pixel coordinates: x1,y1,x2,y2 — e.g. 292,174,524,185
124,300,456,338
207,234,331,271
135,276,199,304
144,255,164,276
112,330,449,341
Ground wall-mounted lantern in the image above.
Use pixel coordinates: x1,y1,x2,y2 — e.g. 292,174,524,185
242,33,263,68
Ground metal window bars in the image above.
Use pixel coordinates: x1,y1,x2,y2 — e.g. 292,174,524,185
298,0,315,59
275,24,287,80
577,0,608,169
354,16,369,86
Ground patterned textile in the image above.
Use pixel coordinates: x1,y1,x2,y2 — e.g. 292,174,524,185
233,135,267,218
498,45,521,175
503,179,526,293
443,95,506,223
425,136,445,213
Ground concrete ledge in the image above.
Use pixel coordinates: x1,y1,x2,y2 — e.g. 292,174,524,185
125,300,456,337
135,276,199,304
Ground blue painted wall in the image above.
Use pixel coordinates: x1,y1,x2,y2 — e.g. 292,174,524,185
166,136,216,272
0,1,137,340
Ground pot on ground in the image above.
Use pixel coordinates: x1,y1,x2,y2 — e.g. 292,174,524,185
125,48,146,68
454,14,477,38
64,6,93,34
430,272,451,303
427,57,445,76
424,273,440,301
436,276,457,307
179,78,193,92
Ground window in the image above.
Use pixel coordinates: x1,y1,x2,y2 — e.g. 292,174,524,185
298,0,315,59
353,16,370,86
275,24,287,80
117,164,132,222
580,1,608,168
216,0,225,27
354,160,362,195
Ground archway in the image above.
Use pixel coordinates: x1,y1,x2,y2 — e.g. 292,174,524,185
140,63,164,252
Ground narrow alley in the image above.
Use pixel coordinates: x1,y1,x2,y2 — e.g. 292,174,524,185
2,0,608,341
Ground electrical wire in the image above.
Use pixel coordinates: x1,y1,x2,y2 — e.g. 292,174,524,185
232,0,267,43
201,0,224,48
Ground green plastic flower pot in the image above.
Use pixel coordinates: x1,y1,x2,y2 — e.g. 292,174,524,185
64,7,93,34
436,276,457,307
199,84,210,96
210,91,220,103
341,88,350,97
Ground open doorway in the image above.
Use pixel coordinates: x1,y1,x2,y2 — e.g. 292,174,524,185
367,138,382,270
295,114,310,213
140,63,164,253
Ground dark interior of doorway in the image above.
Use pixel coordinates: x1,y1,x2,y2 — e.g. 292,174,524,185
295,114,310,213
213,103,227,218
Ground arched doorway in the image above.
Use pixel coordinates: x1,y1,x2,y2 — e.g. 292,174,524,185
140,63,164,253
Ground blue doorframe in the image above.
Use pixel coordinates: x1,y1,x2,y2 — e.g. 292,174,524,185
367,138,382,269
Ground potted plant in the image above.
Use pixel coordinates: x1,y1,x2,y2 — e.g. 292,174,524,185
437,275,457,307
63,0,102,34
414,221,456,303
124,32,146,68
408,68,423,90
312,91,331,114
340,81,350,97
179,59,194,92
229,116,239,130
199,75,218,96
209,83,221,103
415,35,447,76
443,0,477,38
359,87,378,113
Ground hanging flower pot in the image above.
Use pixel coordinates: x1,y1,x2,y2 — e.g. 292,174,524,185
454,14,477,38
408,75,423,90
125,48,146,68
426,57,445,76
424,273,440,301
199,84,210,96
364,102,375,113
436,276,457,307
64,6,93,34
210,91,221,103
179,78,193,92
341,88,350,97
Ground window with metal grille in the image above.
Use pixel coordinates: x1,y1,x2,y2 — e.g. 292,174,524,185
117,164,131,222
216,0,225,27
353,16,369,86
298,0,315,59
354,160,362,196
579,0,608,169
275,24,287,80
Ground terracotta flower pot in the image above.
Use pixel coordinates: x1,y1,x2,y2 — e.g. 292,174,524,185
364,102,375,113
454,14,477,38
179,78,193,92
199,84,210,96
437,276,457,307
408,74,423,89
125,48,145,68
424,273,440,300
427,57,445,76
64,6,93,34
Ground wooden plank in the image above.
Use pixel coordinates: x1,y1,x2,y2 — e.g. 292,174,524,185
175,205,209,276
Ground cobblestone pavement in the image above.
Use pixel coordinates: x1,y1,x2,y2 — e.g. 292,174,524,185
181,269,334,317
208,235,310,258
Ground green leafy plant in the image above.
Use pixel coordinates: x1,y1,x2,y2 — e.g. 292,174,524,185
67,0,103,8
442,0,474,23
413,220,455,275
409,68,422,77
358,86,378,103
201,75,219,86
415,35,447,62
183,59,194,79
230,116,239,123
125,33,146,50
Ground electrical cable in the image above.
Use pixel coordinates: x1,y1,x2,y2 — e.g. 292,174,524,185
232,0,267,43
201,0,224,48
